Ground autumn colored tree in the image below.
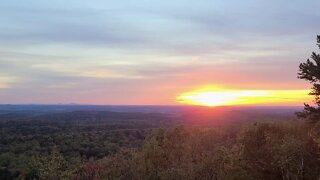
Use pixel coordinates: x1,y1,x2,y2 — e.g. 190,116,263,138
297,35,320,123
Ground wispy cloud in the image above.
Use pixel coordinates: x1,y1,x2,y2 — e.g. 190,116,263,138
0,76,18,89
0,0,318,104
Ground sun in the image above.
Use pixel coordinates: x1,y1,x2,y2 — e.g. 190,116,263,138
177,91,268,107
177,87,311,107
177,92,237,106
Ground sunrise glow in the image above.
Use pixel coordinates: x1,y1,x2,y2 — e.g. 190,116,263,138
177,88,311,107
0,0,318,106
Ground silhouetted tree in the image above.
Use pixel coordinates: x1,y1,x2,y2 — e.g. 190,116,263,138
297,35,320,123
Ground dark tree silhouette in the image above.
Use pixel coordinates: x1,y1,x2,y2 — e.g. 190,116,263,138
297,35,320,123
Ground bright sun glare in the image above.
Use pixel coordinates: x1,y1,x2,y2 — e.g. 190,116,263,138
177,87,310,107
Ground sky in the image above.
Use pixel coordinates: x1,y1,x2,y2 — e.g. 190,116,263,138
0,0,319,105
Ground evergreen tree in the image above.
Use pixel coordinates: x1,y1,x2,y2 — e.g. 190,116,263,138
297,35,320,123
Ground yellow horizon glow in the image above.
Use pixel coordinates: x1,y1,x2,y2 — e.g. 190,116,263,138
177,87,311,107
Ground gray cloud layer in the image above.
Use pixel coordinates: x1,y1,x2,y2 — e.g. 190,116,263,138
0,0,319,104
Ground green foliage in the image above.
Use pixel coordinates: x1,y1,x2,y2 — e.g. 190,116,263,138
1,110,320,179
36,147,76,180
75,123,320,180
0,111,151,179
240,123,320,180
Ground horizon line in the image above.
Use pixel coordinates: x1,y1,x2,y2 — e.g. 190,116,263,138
0,103,305,107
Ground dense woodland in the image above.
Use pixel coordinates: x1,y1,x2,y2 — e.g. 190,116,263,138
1,37,320,179
0,107,320,180
0,110,171,179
